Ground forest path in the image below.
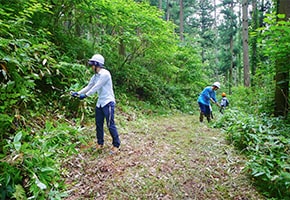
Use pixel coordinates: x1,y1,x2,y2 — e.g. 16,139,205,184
63,114,265,200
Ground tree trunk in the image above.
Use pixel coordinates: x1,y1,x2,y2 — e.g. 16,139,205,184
242,0,250,87
159,0,162,10
166,0,170,21
237,2,242,86
179,0,184,41
229,0,234,94
274,0,290,118
119,28,126,57
250,0,258,86
213,0,219,77
259,0,265,27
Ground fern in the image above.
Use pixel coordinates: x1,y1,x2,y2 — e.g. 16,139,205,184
12,184,27,200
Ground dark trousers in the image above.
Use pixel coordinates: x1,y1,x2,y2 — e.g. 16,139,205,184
198,102,210,115
95,102,120,148
198,102,211,122
220,106,226,114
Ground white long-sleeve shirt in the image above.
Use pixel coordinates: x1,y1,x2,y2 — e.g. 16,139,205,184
78,68,115,107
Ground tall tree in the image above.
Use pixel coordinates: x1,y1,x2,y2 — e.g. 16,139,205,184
229,0,234,94
179,0,184,41
242,0,250,87
250,0,258,86
218,0,238,92
274,0,290,117
198,0,215,63
236,2,243,86
213,0,219,77
159,0,163,10
166,0,171,21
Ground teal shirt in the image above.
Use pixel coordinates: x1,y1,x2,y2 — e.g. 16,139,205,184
197,86,217,106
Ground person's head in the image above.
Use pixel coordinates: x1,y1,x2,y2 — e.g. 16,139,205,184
88,54,105,72
212,82,220,90
222,92,226,97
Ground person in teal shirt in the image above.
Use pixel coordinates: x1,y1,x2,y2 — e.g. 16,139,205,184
198,82,221,122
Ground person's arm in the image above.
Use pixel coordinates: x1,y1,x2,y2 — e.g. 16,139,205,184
210,98,216,103
215,101,221,107
77,76,95,95
210,92,220,107
86,72,110,96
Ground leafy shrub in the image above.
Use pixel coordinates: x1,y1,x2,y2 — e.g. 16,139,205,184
214,109,290,199
0,121,81,199
228,86,275,116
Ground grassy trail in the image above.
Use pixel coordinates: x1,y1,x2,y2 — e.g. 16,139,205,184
63,114,265,199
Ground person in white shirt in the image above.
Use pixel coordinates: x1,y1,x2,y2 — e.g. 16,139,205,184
71,54,120,154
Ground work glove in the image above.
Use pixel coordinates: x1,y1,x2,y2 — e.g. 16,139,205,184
79,94,87,100
71,92,78,97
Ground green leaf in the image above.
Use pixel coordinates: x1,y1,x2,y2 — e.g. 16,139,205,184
14,132,22,143
13,141,21,152
12,184,27,200
253,171,265,177
35,178,47,190
13,132,23,151
40,167,55,172
277,14,285,19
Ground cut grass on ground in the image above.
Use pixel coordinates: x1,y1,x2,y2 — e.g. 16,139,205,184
62,114,265,200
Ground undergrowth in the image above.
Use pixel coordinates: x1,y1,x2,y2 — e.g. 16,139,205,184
0,118,86,200
214,109,290,199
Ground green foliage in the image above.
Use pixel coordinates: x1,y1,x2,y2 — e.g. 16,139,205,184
113,42,202,113
214,109,290,199
0,1,57,136
1,0,204,129
0,0,92,135
213,52,289,198
229,86,274,115
74,0,203,112
0,1,205,199
1,2,289,200
0,121,82,199
251,12,290,118
257,13,290,65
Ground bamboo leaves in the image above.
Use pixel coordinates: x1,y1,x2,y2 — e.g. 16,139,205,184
215,108,290,198
13,132,22,152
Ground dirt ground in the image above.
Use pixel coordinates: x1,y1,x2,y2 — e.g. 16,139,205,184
62,114,265,200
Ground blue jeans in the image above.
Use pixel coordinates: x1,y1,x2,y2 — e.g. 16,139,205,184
198,102,210,116
198,102,211,122
95,102,120,148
